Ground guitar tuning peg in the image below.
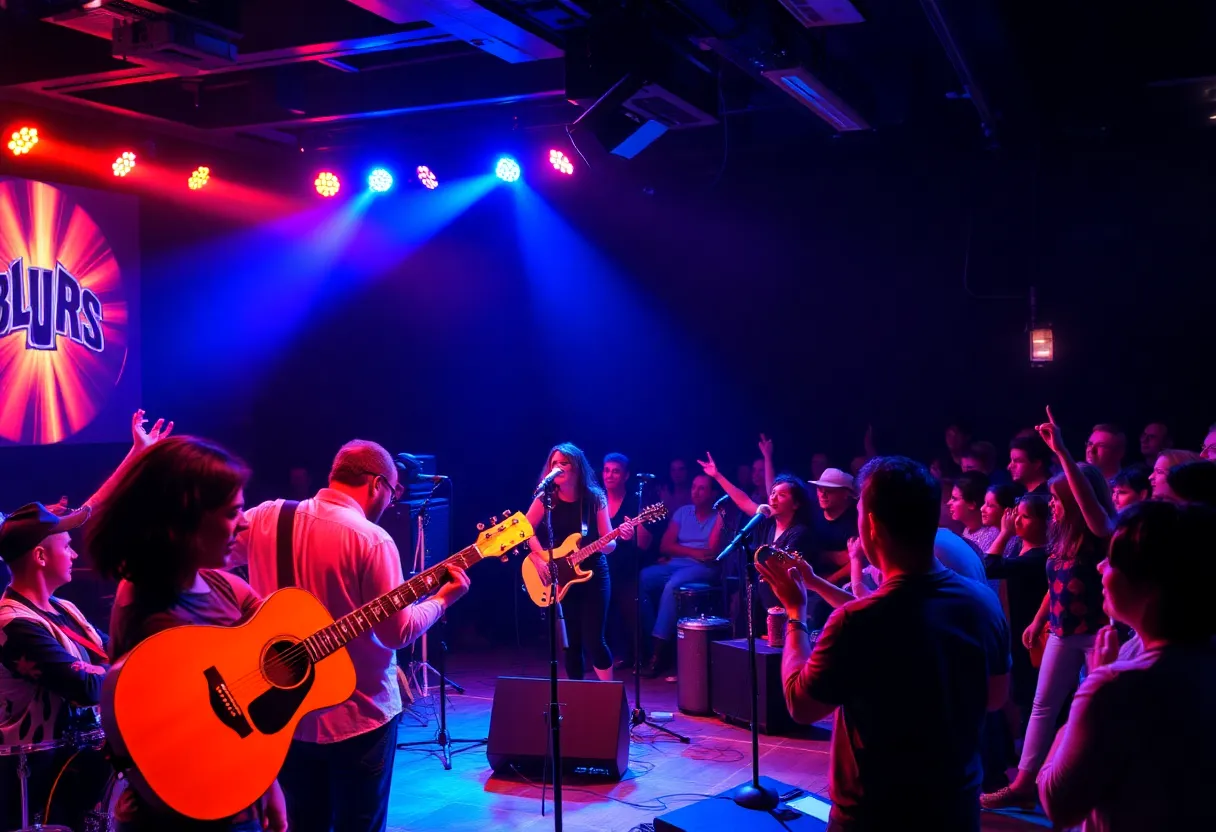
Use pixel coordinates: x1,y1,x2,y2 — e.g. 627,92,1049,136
476,523,486,532
502,509,511,519
500,555,509,563
490,515,499,526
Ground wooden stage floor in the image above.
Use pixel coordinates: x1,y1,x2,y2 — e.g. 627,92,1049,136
385,647,1050,832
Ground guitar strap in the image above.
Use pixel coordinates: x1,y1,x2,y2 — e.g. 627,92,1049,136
4,591,109,663
276,500,300,589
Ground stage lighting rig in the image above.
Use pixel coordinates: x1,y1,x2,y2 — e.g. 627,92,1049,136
315,171,341,197
369,168,394,193
495,157,521,183
8,127,39,156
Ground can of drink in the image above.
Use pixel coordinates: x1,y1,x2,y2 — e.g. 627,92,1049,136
767,607,787,647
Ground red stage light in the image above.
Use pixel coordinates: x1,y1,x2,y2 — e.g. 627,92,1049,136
8,127,39,156
315,171,340,197
112,152,136,177
548,149,573,175
188,166,211,190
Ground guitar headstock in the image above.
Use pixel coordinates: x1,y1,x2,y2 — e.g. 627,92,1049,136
635,503,669,525
474,511,534,561
755,544,804,569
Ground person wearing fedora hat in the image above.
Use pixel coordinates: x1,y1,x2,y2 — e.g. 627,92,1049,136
0,501,112,830
807,468,860,585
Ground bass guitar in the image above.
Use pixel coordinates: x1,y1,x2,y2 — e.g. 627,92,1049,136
521,503,667,607
101,512,533,820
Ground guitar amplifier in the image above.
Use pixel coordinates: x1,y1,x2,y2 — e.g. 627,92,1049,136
710,638,801,736
379,497,451,572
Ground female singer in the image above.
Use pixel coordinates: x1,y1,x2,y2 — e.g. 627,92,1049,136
525,443,633,681
86,435,287,832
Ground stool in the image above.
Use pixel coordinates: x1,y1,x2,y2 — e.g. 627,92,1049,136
675,583,724,621
676,616,732,715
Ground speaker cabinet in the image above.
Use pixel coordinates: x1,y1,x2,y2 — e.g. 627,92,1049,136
486,677,630,780
710,638,800,736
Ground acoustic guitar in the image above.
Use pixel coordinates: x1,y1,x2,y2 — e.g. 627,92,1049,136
101,512,533,820
521,503,667,607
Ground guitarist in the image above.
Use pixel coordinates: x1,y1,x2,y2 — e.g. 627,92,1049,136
238,440,470,832
87,435,289,832
526,443,634,682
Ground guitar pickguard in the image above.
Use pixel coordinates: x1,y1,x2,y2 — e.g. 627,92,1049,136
246,670,315,734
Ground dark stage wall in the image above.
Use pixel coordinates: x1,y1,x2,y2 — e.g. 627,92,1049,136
3,137,1213,644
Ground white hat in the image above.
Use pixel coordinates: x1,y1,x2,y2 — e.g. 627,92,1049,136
809,468,855,492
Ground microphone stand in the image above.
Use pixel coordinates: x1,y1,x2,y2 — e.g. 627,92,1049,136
725,530,779,810
630,477,689,743
397,479,485,769
541,480,564,830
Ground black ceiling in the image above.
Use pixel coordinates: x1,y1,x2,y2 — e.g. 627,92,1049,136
1,0,1214,159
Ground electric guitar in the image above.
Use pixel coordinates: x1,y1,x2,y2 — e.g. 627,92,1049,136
101,512,533,821
521,503,667,607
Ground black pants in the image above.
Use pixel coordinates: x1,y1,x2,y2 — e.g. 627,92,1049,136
279,714,401,832
561,563,611,679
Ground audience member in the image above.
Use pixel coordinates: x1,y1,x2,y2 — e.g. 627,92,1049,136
1110,464,1150,511
983,409,1115,810
760,456,1008,831
1139,421,1172,464
1038,501,1216,831
1008,434,1053,496
640,473,722,677
1085,424,1126,483
1149,449,1202,502
1165,459,1216,507
949,471,999,553
659,458,693,512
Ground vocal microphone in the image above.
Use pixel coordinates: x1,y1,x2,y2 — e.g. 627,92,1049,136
712,494,731,513
533,467,562,498
716,504,772,562
634,472,656,480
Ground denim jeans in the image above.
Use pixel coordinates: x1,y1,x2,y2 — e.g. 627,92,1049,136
641,558,718,640
279,714,401,832
1018,632,1095,774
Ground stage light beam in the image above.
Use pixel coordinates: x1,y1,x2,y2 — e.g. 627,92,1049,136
495,157,521,183
416,166,438,190
548,149,574,175
315,171,341,197
112,152,136,177
369,169,393,193
8,127,39,156
188,166,211,190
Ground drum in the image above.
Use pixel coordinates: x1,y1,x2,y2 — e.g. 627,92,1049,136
0,737,73,832
84,771,126,832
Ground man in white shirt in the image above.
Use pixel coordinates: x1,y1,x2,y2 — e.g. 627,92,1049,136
237,440,470,832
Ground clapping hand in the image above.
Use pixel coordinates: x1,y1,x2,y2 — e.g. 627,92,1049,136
755,555,809,613
132,409,174,451
1087,625,1120,672
1001,507,1016,537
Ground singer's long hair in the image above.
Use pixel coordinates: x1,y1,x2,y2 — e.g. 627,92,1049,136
773,473,816,529
540,442,606,510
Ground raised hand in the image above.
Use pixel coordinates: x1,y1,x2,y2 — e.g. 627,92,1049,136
758,433,773,459
1035,406,1066,457
132,409,174,451
697,452,719,479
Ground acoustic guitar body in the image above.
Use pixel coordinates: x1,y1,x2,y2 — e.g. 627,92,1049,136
520,532,593,606
102,588,356,820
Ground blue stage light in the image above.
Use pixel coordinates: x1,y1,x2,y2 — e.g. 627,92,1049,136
495,157,521,183
368,168,393,193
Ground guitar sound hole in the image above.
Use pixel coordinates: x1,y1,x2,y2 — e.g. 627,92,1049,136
262,639,311,689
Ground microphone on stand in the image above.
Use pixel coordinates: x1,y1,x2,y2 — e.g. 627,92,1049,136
633,472,657,480
533,467,562,499
712,494,731,513
716,505,772,562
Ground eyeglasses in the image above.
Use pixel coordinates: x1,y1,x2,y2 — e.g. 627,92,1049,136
360,471,404,504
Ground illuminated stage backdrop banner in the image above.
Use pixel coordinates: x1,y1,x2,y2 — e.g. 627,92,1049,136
0,178,140,445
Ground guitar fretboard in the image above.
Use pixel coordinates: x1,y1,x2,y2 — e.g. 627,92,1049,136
302,545,481,662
